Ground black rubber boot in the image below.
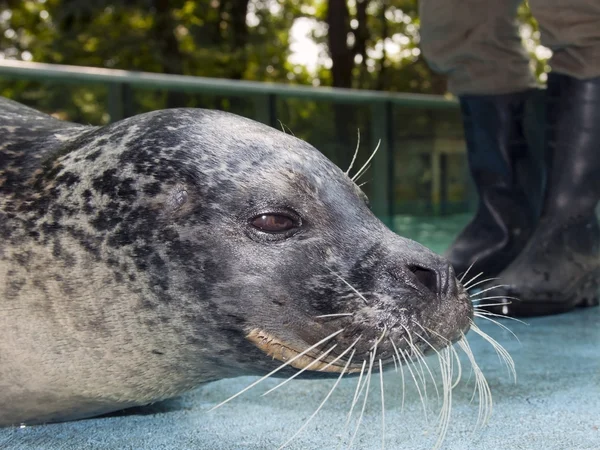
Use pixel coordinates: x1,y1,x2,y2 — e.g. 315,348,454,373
447,90,545,280
485,73,600,317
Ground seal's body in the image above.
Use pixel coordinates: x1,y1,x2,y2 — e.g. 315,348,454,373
0,97,471,426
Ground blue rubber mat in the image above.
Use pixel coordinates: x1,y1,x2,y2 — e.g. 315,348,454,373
2,302,598,450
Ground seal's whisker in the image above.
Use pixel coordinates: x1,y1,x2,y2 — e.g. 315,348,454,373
460,337,489,424
433,347,453,450
318,335,362,372
335,358,368,450
277,349,356,450
412,329,442,360
389,338,406,411
402,326,440,402
353,163,372,183
470,322,516,381
314,313,354,319
457,335,493,428
351,139,381,182
473,301,512,308
432,354,444,450
412,320,433,340
468,284,510,297
409,351,430,415
277,119,295,136
462,272,484,288
348,350,376,449
357,180,370,188
423,325,463,388
463,277,500,291
472,294,519,303
397,340,429,423
458,260,477,283
421,324,450,345
433,349,447,450
458,261,475,283
473,313,521,343
409,347,427,392
209,328,344,411
369,325,388,351
473,310,529,325
449,344,463,389
261,344,338,396
416,346,440,402
346,360,368,424
402,329,430,408
461,271,485,289
392,353,398,372
411,329,442,401
379,359,386,450
410,322,444,395
346,336,384,448
345,129,361,176
328,270,369,305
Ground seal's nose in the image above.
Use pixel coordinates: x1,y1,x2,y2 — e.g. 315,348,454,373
407,260,457,300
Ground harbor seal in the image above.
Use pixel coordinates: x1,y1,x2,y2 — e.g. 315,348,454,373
0,97,472,426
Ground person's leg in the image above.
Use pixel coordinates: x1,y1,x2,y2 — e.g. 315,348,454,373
489,0,600,316
530,0,600,80
419,0,536,95
419,0,545,278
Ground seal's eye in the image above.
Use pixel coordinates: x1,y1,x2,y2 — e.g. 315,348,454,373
251,214,295,233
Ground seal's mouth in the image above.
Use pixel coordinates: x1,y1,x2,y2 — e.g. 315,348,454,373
247,328,362,374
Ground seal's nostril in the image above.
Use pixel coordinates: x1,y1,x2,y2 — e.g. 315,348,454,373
408,262,457,298
408,264,439,296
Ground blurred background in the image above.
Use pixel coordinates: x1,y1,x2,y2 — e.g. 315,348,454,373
0,0,551,250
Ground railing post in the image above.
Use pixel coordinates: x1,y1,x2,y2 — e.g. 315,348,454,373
268,93,277,128
107,82,134,122
370,101,394,229
107,82,124,122
431,148,441,215
253,93,278,128
440,152,448,215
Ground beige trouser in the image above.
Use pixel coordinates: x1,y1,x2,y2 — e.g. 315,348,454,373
419,0,600,95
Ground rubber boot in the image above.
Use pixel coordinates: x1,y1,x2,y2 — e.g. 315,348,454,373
485,73,600,317
447,90,545,280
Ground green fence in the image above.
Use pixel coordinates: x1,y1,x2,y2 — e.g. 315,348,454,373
0,60,470,225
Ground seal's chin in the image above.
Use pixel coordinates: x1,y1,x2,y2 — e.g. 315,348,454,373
246,328,362,374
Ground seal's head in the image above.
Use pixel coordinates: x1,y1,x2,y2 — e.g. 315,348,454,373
20,108,471,383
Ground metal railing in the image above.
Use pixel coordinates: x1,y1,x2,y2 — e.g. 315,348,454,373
0,60,462,224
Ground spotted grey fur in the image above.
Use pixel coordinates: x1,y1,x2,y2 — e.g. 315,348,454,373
0,97,472,426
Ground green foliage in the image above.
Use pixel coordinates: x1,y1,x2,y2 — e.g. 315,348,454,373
0,0,303,121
